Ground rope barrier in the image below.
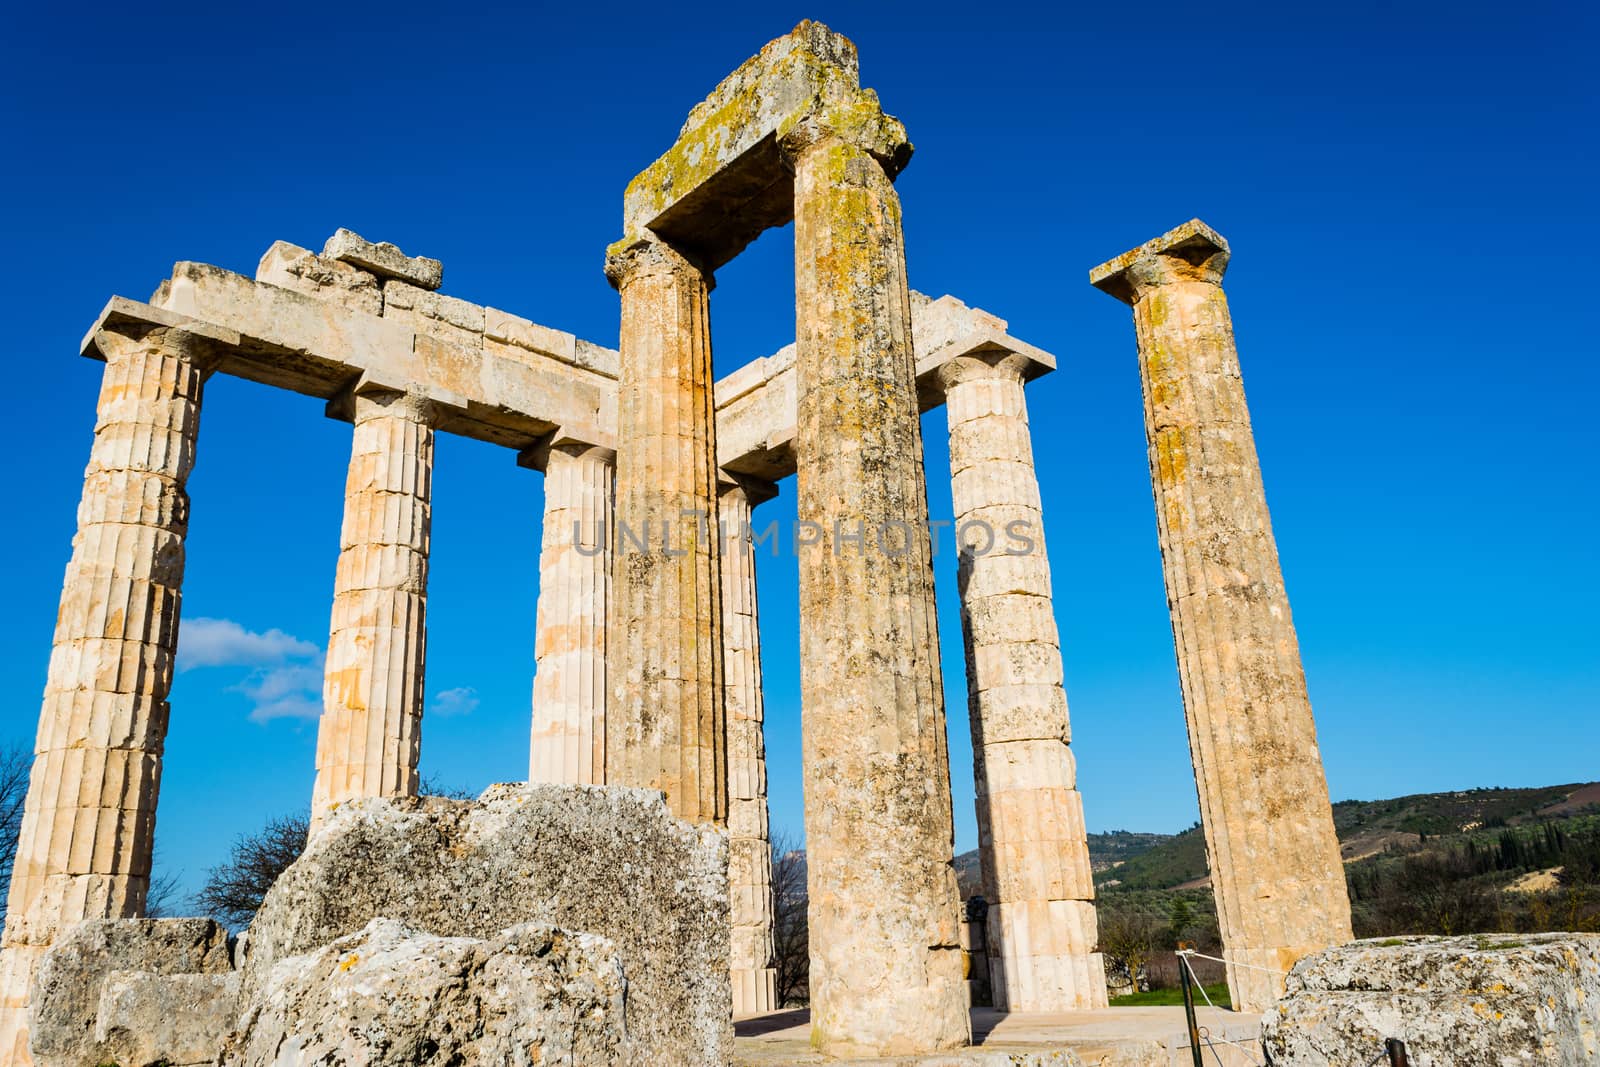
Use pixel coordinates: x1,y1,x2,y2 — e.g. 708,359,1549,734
1179,951,1266,1067
1175,949,1404,1066
1179,948,1293,977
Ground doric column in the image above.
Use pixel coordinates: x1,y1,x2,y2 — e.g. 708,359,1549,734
718,478,777,1016
529,443,614,785
0,324,215,1064
939,353,1108,1012
786,107,970,1057
310,389,433,831
1090,219,1352,1012
602,237,725,825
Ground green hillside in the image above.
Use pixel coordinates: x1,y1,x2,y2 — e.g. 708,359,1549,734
1094,782,1600,893
955,829,1176,898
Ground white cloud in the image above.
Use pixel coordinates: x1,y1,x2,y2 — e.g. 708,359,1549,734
229,663,319,724
244,691,324,724
429,687,479,717
178,617,320,672
176,617,325,724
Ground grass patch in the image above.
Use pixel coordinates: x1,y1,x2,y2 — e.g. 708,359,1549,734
1110,983,1232,1008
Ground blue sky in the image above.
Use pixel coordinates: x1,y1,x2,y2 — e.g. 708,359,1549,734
3,1,1595,900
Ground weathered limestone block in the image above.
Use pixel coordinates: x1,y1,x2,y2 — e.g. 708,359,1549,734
788,98,970,1055
529,443,613,785
322,228,442,290
1261,935,1600,1065
310,389,433,831
244,784,731,1065
254,240,382,316
940,352,1107,1012
0,323,223,1065
719,479,778,1016
603,238,726,826
484,305,622,380
1091,220,1352,1012
93,971,240,1067
223,918,625,1067
28,917,234,1067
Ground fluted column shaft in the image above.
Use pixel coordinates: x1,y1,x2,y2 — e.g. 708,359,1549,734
0,326,212,1065
530,444,614,785
719,481,777,1016
790,129,970,1057
603,238,726,825
941,354,1108,1012
311,390,432,831
1093,222,1352,1012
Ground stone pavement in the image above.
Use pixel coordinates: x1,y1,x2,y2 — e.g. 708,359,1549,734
735,1007,1266,1066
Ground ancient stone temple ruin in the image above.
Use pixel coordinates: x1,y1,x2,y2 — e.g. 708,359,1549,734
0,21,1355,1065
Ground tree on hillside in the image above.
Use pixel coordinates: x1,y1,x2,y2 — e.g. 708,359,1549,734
192,776,476,931
194,812,308,931
1352,850,1501,937
1098,907,1164,994
770,830,809,1007
144,864,183,919
0,744,30,928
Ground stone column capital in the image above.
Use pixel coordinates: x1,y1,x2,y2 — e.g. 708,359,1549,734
92,323,222,374
521,438,617,474
603,236,714,294
326,384,436,427
1089,218,1231,306
933,350,1033,393
777,91,913,179
717,474,779,509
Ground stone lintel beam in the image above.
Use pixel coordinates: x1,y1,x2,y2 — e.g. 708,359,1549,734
1088,218,1230,305
85,275,1047,486
143,262,612,451
713,294,1058,481
618,21,909,271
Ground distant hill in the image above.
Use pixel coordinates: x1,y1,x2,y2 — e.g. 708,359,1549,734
955,829,1176,898
1091,782,1600,893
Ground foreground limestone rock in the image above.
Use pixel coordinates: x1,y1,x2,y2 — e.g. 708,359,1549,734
223,917,624,1065
244,783,731,1065
1261,934,1600,1065
29,917,234,1067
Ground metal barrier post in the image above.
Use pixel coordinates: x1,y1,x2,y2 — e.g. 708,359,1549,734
1178,946,1205,1067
